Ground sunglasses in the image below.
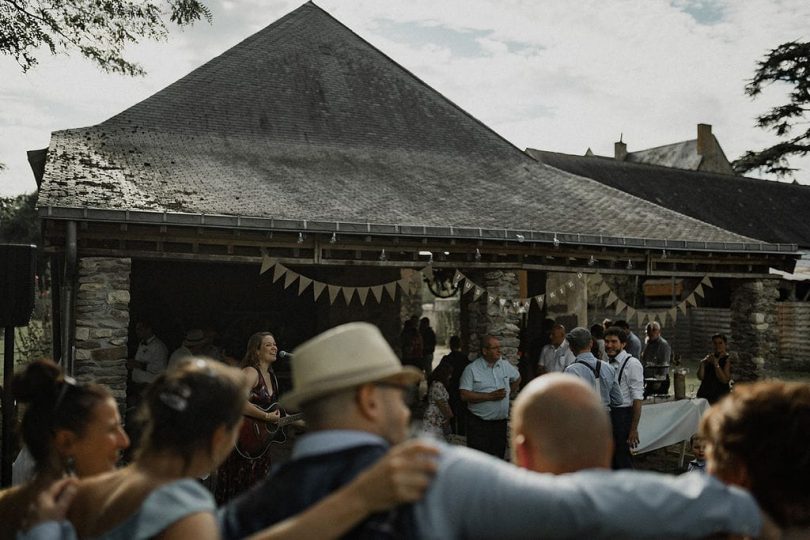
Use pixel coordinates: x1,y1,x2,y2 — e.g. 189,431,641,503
374,382,419,407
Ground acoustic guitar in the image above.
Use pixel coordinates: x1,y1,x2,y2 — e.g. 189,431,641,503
236,403,304,459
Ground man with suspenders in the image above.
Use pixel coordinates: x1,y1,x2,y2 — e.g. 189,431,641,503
604,326,644,469
563,327,622,410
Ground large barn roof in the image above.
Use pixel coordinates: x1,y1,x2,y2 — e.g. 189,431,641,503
38,2,781,252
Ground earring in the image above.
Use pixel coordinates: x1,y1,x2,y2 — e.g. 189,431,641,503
65,456,76,476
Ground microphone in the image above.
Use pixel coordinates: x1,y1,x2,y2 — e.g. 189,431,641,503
278,350,294,360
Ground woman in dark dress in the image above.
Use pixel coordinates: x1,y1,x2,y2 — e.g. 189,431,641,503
696,333,733,404
215,331,280,503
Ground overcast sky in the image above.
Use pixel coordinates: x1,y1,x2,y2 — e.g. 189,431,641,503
1,0,809,196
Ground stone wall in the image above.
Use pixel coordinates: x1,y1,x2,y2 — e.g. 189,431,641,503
460,270,520,364
729,278,779,382
74,257,131,410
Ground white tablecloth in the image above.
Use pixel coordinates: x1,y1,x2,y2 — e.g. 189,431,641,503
635,398,710,454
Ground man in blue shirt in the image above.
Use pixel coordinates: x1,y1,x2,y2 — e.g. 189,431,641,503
459,335,520,459
563,327,623,410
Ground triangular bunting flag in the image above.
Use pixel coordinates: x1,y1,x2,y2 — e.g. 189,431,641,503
397,278,411,293
272,264,287,283
694,284,705,298
678,301,688,315
597,282,610,296
659,311,668,324
606,291,618,306
488,295,497,304
297,276,312,295
357,287,370,306
384,282,398,300
313,281,326,302
701,276,713,288
590,273,603,285
686,294,698,307
567,280,575,288
473,286,484,301
370,285,383,303
534,295,545,308
499,298,507,308
576,272,584,279
626,306,636,320
342,287,356,305
669,307,678,322
558,286,566,296
452,271,464,286
637,311,648,325
463,281,474,293
615,300,627,314
549,291,556,299
283,270,298,289
328,285,341,304
260,255,274,275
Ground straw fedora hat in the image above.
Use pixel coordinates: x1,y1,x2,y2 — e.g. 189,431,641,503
281,322,422,410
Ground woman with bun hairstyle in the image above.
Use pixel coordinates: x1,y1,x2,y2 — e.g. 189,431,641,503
0,360,129,539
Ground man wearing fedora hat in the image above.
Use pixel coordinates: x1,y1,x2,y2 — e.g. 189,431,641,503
168,328,210,369
219,322,770,539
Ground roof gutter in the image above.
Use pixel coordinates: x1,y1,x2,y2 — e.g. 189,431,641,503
38,205,800,256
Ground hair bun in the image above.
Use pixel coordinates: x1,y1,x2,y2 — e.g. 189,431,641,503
11,360,62,404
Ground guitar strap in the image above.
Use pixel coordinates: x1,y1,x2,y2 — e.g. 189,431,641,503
268,367,279,402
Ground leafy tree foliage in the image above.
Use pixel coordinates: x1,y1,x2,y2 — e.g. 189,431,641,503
1,0,211,76
0,192,39,244
733,41,810,178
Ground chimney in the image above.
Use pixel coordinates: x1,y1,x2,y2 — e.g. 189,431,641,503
614,134,627,161
697,123,713,156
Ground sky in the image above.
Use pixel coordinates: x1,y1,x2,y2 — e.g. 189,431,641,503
1,0,809,196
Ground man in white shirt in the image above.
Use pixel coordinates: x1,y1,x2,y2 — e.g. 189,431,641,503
605,326,644,469
537,323,575,375
126,320,168,387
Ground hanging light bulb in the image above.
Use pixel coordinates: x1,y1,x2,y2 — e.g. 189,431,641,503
427,252,434,263
626,259,633,270
552,234,560,248
475,248,482,261
330,232,337,244
588,255,597,266
661,249,667,259
379,249,387,261
297,232,304,244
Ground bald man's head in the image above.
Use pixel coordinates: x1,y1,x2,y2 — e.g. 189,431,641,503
511,373,613,474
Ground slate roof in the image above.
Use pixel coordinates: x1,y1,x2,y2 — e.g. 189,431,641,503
38,2,765,249
623,136,734,175
527,149,810,248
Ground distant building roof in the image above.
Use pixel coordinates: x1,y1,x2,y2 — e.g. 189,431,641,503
38,3,760,249
609,124,736,175
527,149,810,249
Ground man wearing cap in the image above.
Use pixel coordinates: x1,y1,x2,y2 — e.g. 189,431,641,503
459,335,520,459
219,322,771,540
563,326,622,410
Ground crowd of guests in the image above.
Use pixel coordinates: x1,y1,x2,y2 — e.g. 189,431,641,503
1,316,807,539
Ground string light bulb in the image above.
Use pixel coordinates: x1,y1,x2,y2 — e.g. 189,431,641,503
552,234,560,248
297,232,304,244
588,255,597,266
475,248,482,261
379,249,387,262
626,259,633,270
661,249,667,259
330,232,337,244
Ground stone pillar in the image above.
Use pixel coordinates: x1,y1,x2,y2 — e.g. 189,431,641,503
73,257,131,410
461,270,521,365
729,278,779,382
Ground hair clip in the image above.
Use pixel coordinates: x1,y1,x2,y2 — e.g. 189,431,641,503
54,376,78,412
159,383,191,412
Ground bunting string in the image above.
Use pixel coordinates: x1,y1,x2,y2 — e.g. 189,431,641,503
259,254,714,319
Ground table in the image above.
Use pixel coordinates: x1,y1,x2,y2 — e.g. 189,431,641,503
636,398,710,457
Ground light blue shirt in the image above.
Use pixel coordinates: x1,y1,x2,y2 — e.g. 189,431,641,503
458,357,520,420
564,352,623,408
211,429,762,540
626,331,643,358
